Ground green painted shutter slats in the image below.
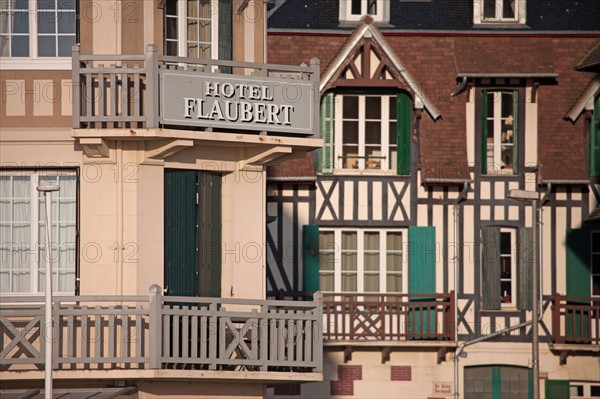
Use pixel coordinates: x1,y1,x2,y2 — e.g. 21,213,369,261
302,225,320,294
397,92,411,175
319,93,334,174
566,228,591,340
518,227,533,311
164,170,198,297
512,90,519,175
198,172,222,298
481,226,501,310
591,96,600,176
408,226,436,296
545,380,570,399
481,90,488,174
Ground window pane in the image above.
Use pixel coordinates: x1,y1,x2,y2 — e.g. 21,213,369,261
365,232,379,250
57,35,74,56
0,35,7,57
501,280,512,303
11,35,29,56
590,385,600,397
166,41,178,56
367,0,377,15
386,274,401,292
342,253,357,271
500,257,511,279
364,253,379,271
13,11,29,33
38,12,56,33
343,121,359,145
320,231,334,250
387,232,402,249
342,232,357,249
351,0,361,15
38,0,56,10
321,252,335,271
593,274,600,296
320,272,334,291
364,273,379,292
500,232,511,254
166,0,178,15
387,253,402,272
57,0,75,10
342,273,357,291
365,121,381,144
343,96,358,119
593,254,600,274
166,16,178,39
57,12,75,33
365,96,381,119
38,36,56,56
503,0,515,18
15,0,29,10
593,233,600,252
483,0,496,18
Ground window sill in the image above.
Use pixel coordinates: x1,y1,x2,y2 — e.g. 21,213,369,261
473,23,530,30
0,58,72,70
333,169,400,176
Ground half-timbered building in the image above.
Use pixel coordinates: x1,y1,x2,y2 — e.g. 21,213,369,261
266,1,600,398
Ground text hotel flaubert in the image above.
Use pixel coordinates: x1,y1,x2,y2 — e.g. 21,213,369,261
183,82,294,125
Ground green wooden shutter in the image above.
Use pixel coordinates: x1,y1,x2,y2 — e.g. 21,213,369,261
518,227,533,310
397,91,411,175
303,225,320,294
408,227,436,337
408,226,436,295
164,170,198,297
481,226,501,310
590,96,600,177
545,380,570,399
512,90,519,175
566,228,591,340
218,0,233,73
318,93,334,174
481,90,488,174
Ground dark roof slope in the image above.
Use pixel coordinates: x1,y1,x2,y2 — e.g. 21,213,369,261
575,39,600,72
268,0,600,31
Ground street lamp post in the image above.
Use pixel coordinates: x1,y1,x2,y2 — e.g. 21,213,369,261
37,184,60,399
508,189,540,399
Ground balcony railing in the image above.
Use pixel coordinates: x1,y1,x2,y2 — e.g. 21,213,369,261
322,292,455,341
551,294,600,345
71,45,319,136
0,286,323,373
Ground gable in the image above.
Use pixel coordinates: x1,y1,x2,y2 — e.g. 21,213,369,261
319,18,441,120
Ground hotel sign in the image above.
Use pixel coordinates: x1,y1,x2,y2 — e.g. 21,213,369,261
160,70,317,136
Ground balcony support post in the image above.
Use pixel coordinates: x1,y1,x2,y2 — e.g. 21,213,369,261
314,291,323,373
72,45,81,129
149,284,162,369
145,44,159,129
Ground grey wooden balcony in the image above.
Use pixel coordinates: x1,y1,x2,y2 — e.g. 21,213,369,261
71,45,320,136
0,286,323,375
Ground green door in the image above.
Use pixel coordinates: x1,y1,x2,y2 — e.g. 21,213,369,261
566,228,591,342
164,170,222,298
408,226,436,338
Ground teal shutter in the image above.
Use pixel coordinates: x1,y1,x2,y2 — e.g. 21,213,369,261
318,93,334,174
218,0,233,73
512,90,519,175
566,228,591,341
590,96,600,177
481,226,501,310
481,90,488,174
164,170,199,297
302,225,320,294
518,227,533,310
545,380,570,399
408,226,436,337
397,92,411,175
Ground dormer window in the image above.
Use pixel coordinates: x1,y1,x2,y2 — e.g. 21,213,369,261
339,0,389,23
473,0,526,24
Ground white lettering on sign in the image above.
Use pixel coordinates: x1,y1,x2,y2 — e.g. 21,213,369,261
183,82,292,125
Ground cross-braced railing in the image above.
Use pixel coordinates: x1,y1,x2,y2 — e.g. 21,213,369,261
551,294,600,345
322,292,455,341
0,286,323,373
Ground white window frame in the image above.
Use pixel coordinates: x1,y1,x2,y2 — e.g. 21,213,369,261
334,94,396,174
339,0,389,23
0,0,75,70
473,0,526,24
319,229,407,294
485,90,517,175
592,231,600,298
569,381,600,398
500,228,516,308
0,170,77,296
165,0,219,59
